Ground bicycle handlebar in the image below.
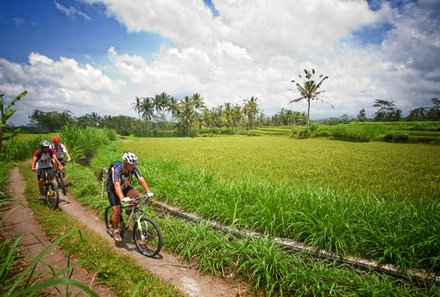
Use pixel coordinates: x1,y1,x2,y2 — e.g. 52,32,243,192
122,193,154,205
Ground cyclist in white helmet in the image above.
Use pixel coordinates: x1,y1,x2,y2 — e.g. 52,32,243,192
105,152,152,242
31,140,64,200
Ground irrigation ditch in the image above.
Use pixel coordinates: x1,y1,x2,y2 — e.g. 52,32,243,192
151,199,440,287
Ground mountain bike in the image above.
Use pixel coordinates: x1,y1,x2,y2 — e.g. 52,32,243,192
104,194,163,257
41,169,59,209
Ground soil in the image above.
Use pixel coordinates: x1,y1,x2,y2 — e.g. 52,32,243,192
4,167,254,297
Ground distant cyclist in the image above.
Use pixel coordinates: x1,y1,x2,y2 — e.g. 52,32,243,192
106,152,152,242
50,137,72,165
31,140,64,200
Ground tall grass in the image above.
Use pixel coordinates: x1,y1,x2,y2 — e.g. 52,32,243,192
0,161,100,296
59,124,117,165
136,159,440,273
57,149,440,296
81,140,440,273
1,137,44,161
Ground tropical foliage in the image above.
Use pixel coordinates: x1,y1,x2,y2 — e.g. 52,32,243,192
290,69,331,132
0,91,27,153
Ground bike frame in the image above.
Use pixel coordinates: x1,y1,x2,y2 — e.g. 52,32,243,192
121,196,149,234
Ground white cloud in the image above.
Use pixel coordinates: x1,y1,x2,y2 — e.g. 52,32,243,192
0,52,125,124
54,0,91,20
1,0,440,125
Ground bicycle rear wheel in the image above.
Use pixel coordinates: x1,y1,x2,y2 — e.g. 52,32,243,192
104,206,114,236
45,180,59,210
133,217,163,257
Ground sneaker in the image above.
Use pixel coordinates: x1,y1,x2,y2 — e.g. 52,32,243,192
113,230,122,242
38,194,45,201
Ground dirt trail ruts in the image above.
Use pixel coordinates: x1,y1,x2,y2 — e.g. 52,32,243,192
4,167,117,296
6,167,252,297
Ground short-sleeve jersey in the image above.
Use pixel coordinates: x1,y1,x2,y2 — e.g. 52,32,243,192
106,161,142,192
33,149,56,169
50,143,67,159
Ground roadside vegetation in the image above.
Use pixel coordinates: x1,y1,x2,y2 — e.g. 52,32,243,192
65,137,439,296
3,125,440,296
1,160,100,296
17,160,183,297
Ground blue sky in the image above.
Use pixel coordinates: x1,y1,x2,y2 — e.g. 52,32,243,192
1,0,439,125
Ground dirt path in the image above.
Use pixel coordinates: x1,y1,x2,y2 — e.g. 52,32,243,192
5,167,252,297
4,167,116,296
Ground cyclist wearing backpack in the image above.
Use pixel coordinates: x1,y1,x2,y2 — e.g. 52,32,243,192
31,140,64,200
51,137,72,182
50,137,72,165
106,152,152,242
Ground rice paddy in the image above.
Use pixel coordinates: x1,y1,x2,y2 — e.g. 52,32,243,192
122,136,440,201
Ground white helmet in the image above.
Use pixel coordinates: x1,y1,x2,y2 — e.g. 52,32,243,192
40,140,51,148
122,152,138,165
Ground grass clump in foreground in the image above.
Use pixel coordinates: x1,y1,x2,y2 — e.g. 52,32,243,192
63,146,439,296
18,160,183,297
0,162,98,296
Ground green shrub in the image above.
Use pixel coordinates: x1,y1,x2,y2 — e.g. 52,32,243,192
60,124,117,165
383,132,410,143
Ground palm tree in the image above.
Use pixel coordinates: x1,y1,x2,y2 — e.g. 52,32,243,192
191,93,205,112
153,92,172,134
177,96,196,136
132,96,142,119
231,104,243,133
140,97,155,133
243,96,259,130
290,69,331,133
164,96,178,119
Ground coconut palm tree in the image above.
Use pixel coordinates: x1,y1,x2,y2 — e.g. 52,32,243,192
132,96,142,119
177,96,196,136
165,96,179,119
231,104,243,133
243,96,259,130
290,69,331,133
140,97,155,133
191,93,206,114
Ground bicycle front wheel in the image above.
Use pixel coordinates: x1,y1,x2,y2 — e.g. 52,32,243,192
46,180,59,210
133,217,163,257
58,170,66,195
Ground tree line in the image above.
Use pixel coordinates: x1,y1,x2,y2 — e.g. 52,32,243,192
2,67,439,138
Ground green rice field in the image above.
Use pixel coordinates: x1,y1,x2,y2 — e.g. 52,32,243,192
122,136,440,201
30,127,437,296
94,135,440,275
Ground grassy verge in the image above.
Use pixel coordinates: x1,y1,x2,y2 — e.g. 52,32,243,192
17,160,183,297
63,144,439,296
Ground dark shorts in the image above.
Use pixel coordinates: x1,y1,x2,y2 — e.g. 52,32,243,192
57,158,65,165
107,185,133,206
36,168,54,180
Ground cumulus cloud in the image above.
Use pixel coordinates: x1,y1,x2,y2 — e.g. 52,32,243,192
0,52,125,124
1,0,439,125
